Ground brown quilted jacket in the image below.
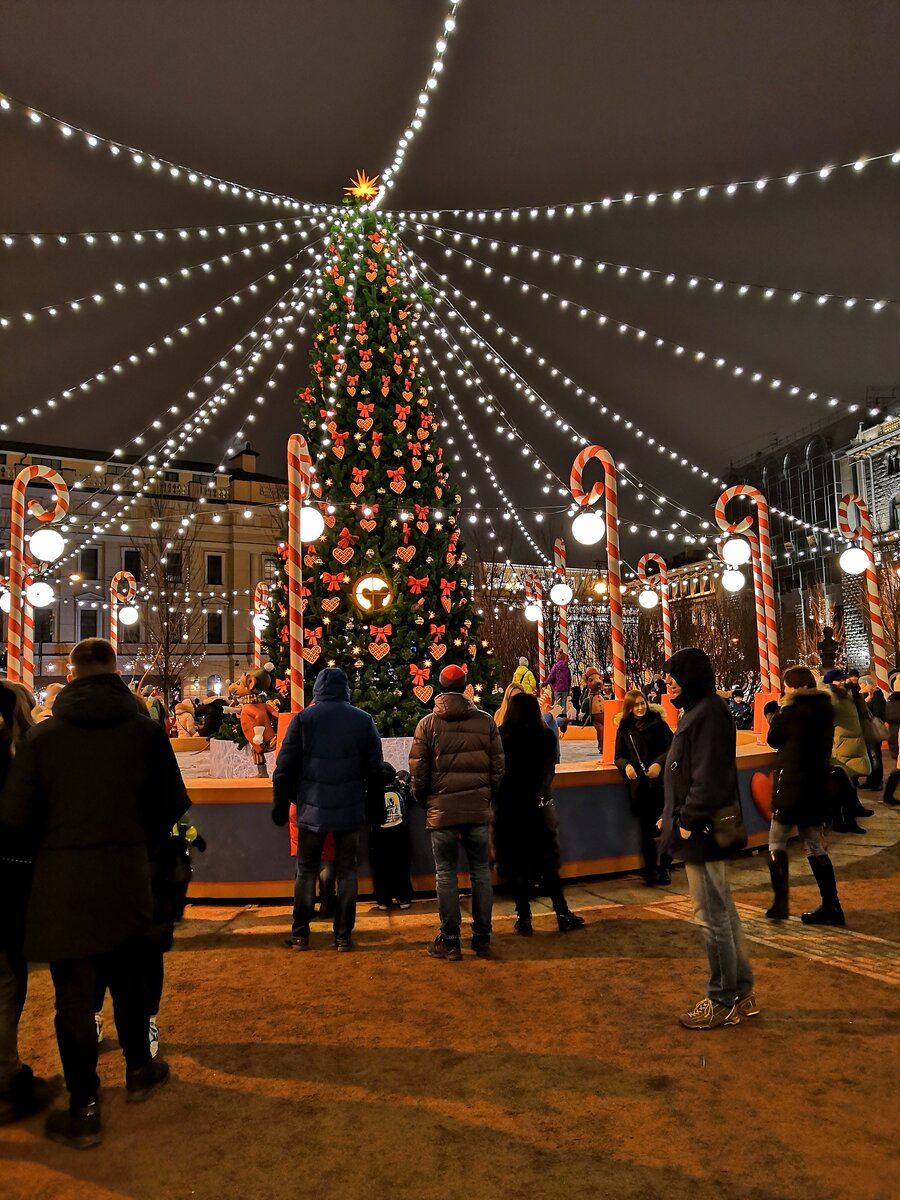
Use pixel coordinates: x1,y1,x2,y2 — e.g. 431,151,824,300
409,693,505,828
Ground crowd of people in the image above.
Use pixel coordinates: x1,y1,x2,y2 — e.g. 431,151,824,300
0,636,895,1147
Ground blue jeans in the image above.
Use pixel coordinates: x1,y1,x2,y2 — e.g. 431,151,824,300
430,825,493,943
685,861,754,1006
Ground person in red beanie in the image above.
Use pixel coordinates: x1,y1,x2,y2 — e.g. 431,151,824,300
409,663,504,960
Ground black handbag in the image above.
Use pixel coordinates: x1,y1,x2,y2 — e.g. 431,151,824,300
710,797,748,854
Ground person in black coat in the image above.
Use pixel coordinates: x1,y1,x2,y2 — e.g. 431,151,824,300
615,690,674,886
765,666,843,926
0,683,60,1126
272,668,383,953
660,648,755,1030
0,638,190,1149
494,693,584,935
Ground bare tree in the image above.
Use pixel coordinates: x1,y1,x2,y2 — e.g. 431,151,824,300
127,498,207,706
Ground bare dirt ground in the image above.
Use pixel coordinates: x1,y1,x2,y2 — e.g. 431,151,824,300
2,798,898,1200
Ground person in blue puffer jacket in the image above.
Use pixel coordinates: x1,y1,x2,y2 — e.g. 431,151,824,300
272,668,383,953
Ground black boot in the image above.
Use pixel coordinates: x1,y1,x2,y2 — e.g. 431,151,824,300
45,1100,102,1149
556,910,586,931
883,770,900,806
802,855,845,926
765,850,790,920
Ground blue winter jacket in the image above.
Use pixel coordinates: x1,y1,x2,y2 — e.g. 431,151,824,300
272,669,383,833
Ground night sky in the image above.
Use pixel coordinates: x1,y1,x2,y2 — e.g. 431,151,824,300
1,0,897,566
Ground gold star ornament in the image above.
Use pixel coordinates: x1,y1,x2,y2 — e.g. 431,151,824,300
345,171,380,201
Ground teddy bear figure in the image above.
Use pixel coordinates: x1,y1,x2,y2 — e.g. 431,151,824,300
231,663,280,776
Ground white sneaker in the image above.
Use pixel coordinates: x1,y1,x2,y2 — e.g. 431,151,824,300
149,1018,160,1059
95,1013,104,1044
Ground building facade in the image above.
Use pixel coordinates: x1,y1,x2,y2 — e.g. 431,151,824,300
0,441,286,698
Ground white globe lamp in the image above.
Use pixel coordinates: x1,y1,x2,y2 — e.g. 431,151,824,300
721,535,752,567
252,611,269,631
721,568,746,593
638,588,659,610
571,510,606,545
524,602,542,622
839,546,868,576
26,581,55,608
549,582,573,606
118,604,140,626
28,528,66,563
0,592,9,614
298,505,325,542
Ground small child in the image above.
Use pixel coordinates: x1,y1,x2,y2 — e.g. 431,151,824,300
368,763,413,910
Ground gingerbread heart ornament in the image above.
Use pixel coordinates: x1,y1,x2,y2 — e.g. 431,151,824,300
396,545,415,562
413,685,434,704
360,518,377,532
430,643,446,660
357,417,373,432
350,481,365,496
301,646,321,664
464,685,475,701
322,596,340,612
390,479,407,494
332,547,354,565
369,643,390,660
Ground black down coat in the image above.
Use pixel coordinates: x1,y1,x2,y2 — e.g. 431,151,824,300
492,723,560,880
766,689,835,827
0,674,190,963
659,648,741,863
614,708,673,815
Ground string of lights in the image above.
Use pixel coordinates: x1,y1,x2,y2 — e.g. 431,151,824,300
373,0,464,206
1,238,325,435
388,148,900,221
406,244,715,545
409,221,898,314
0,90,317,211
0,213,331,247
408,229,878,417
0,228,316,331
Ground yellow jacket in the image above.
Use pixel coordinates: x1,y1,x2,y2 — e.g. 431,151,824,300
512,665,537,694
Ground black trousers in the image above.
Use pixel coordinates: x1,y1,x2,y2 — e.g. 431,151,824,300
512,872,567,920
93,944,166,1017
369,824,413,905
51,943,151,1106
292,829,359,940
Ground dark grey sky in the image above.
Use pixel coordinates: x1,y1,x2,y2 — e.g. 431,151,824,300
0,0,897,564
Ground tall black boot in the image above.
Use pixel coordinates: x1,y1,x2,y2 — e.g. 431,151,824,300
802,855,845,926
883,769,900,806
765,850,790,920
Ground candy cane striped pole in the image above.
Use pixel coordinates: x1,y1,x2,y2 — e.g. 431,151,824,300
287,434,313,711
108,571,137,658
553,535,568,659
714,532,770,690
6,466,69,685
253,581,270,668
715,485,780,691
570,446,625,697
637,553,672,662
838,494,890,691
524,572,546,683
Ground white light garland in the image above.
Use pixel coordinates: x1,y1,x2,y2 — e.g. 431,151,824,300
0,229,314,331
388,148,900,220
1,238,325,434
0,213,333,248
410,221,897,315
408,230,876,416
0,91,310,210
373,0,463,206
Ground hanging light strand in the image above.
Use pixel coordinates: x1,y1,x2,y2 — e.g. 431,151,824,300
407,229,877,417
387,148,900,221
374,0,464,206
408,220,897,314
0,212,334,248
0,90,314,210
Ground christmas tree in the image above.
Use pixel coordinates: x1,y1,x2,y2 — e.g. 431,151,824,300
265,174,498,736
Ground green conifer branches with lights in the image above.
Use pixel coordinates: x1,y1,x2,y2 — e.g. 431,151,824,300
264,181,497,734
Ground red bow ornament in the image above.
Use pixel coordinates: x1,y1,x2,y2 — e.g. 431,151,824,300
369,624,392,644
345,374,359,396
305,626,323,646
359,349,373,371
336,527,358,550
321,571,346,592
380,374,391,397
439,578,457,613
429,624,445,639
407,574,428,596
350,467,368,496
387,467,407,494
409,664,431,687
371,431,383,459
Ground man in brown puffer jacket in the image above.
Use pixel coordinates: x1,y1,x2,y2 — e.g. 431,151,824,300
409,664,504,960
